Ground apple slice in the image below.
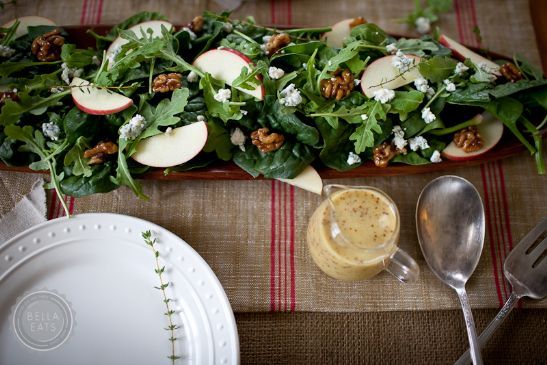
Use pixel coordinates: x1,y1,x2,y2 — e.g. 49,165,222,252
131,122,208,167
2,16,56,39
193,48,265,100
106,20,173,68
361,55,422,98
442,113,504,161
70,77,133,115
439,34,499,71
321,18,356,48
277,165,323,195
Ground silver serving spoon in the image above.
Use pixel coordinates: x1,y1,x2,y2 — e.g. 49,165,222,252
416,176,485,365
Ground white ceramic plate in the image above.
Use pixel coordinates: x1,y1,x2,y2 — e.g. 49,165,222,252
0,213,239,365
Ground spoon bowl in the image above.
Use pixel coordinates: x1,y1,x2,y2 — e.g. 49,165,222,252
416,175,485,288
416,175,485,365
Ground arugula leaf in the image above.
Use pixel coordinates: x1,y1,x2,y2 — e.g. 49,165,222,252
64,136,92,177
349,101,386,153
5,124,71,215
232,60,267,91
0,90,70,126
418,56,457,83
233,140,316,179
107,12,167,39
112,137,147,199
0,61,61,78
202,119,233,161
270,41,324,67
201,73,242,123
139,88,189,140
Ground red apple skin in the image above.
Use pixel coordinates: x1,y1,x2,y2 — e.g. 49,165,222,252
193,48,265,100
72,96,133,116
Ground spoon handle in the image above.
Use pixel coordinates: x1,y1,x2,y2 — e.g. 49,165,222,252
454,291,520,365
456,287,483,365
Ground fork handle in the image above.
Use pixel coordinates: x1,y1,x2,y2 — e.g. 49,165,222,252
454,291,520,365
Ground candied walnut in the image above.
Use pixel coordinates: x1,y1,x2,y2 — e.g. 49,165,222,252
373,142,405,168
453,126,483,153
499,62,523,83
0,91,19,105
188,15,204,33
349,17,366,28
265,33,290,55
31,29,64,61
320,69,355,100
251,127,285,153
83,141,119,165
152,73,182,93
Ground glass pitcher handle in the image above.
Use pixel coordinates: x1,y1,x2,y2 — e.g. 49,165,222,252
385,248,420,283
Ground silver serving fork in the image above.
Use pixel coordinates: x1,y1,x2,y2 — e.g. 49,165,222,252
455,217,547,365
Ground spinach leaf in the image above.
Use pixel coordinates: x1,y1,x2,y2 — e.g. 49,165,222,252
347,23,388,46
61,44,95,68
418,56,457,83
261,97,320,147
392,38,443,57
61,163,118,197
447,83,491,105
390,90,424,116
514,54,543,81
488,79,547,99
233,140,316,179
63,107,100,143
203,119,233,161
392,152,430,165
316,118,356,171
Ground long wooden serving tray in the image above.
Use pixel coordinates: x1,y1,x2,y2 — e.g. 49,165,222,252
0,25,543,180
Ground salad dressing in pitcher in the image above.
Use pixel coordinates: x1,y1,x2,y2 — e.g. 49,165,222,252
307,185,418,282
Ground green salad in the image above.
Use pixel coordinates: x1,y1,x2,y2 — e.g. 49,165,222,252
0,11,545,216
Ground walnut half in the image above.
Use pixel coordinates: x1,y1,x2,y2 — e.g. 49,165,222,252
251,128,284,153
453,126,483,153
83,141,118,165
320,69,355,100
373,142,406,168
499,62,523,83
152,73,182,93
265,33,291,55
31,29,65,61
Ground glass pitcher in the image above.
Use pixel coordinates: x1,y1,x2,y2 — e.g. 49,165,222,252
306,184,419,282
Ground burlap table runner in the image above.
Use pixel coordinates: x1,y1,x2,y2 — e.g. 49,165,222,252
1,0,546,314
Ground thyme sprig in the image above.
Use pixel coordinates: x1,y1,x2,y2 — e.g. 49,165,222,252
142,231,181,364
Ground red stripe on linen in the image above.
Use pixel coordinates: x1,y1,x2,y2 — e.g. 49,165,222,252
480,165,505,307
277,180,282,311
496,162,514,252
458,0,506,307
270,0,276,25
270,180,276,311
95,0,104,24
467,0,514,303
289,186,296,311
79,0,88,25
453,0,466,43
283,183,288,312
486,163,509,301
47,190,58,220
